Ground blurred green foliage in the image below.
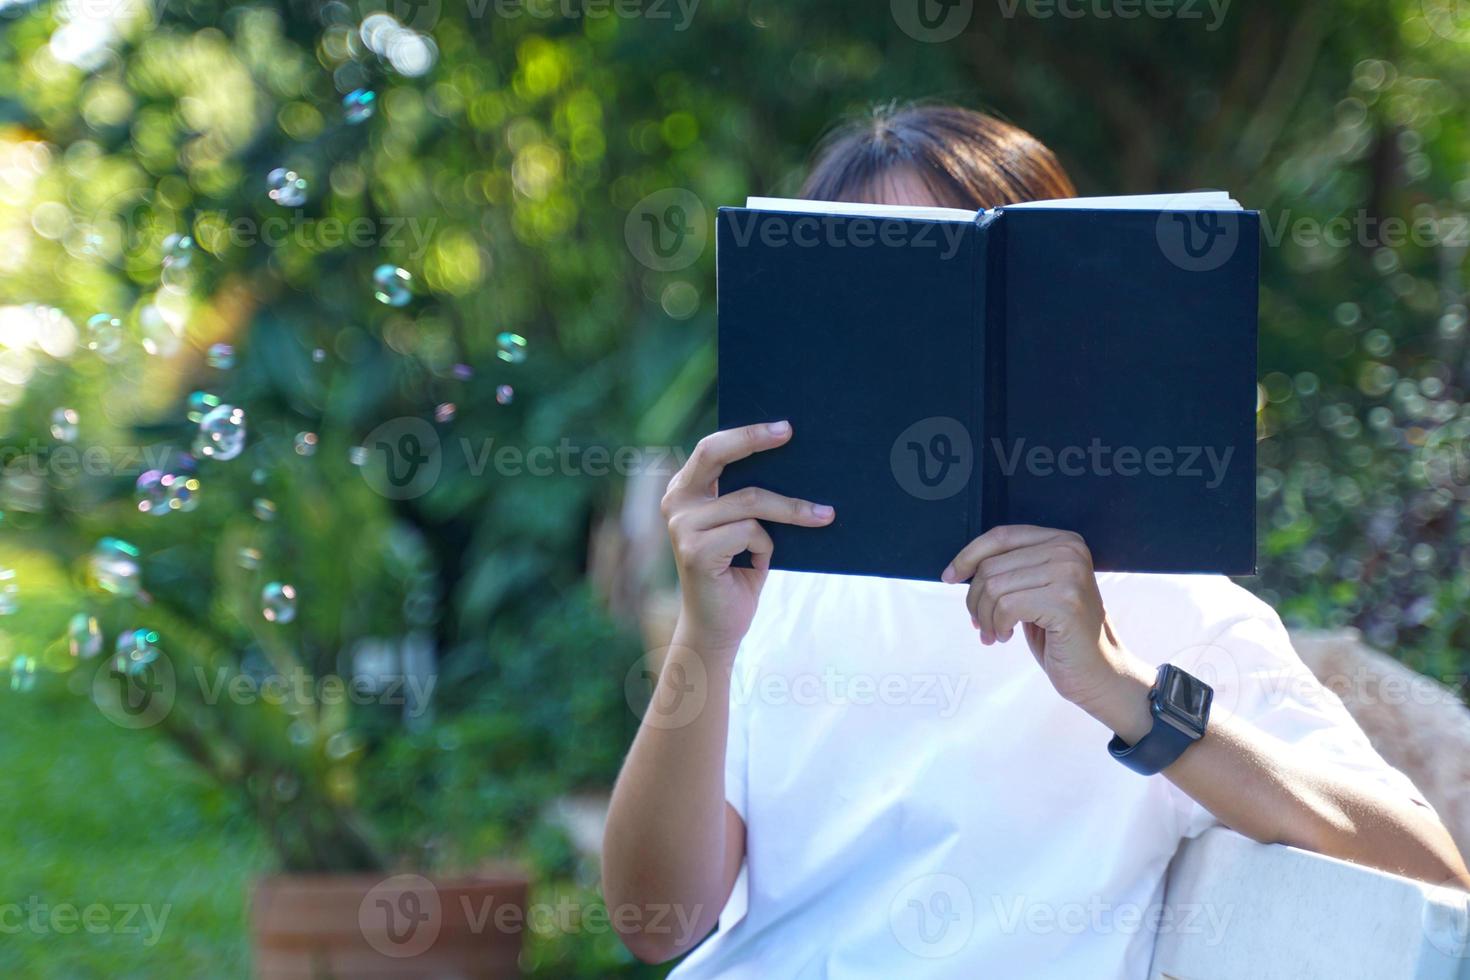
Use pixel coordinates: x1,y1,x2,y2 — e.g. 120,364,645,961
0,0,1469,974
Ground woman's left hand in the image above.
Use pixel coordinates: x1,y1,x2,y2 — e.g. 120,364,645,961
941,525,1150,719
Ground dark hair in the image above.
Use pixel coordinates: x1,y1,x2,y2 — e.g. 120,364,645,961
800,103,1076,210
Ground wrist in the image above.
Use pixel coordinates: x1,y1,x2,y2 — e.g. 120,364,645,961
671,617,743,668
1075,648,1155,745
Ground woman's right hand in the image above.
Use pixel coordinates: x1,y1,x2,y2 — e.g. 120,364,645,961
661,421,835,655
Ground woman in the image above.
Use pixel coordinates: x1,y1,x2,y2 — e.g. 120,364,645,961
602,104,1469,978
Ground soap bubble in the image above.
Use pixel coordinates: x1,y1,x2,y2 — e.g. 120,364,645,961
262,582,297,623
293,432,318,457
87,538,141,597
207,343,235,369
434,402,455,423
372,264,412,306
167,471,201,512
9,656,37,692
0,568,16,615
496,332,527,363
267,168,308,207
452,363,473,380
187,390,221,423
343,88,376,124
135,470,169,514
85,313,123,356
162,233,193,269
252,498,277,521
139,304,184,357
67,613,103,660
312,347,327,363
496,385,514,405
196,404,247,461
348,446,369,466
50,407,79,442
114,628,161,674
237,547,262,570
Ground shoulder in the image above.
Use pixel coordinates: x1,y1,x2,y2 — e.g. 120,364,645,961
1099,573,1292,663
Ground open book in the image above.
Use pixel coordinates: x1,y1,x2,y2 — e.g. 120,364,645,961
716,192,1259,579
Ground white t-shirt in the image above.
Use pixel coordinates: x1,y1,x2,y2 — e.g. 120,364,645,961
670,571,1429,979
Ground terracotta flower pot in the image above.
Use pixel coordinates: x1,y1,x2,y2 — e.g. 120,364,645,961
251,869,530,979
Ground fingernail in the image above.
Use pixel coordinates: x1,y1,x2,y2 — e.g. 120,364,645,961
812,503,834,520
941,565,956,584
1001,629,1013,642
767,421,790,436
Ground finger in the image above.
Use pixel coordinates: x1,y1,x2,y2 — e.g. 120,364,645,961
669,422,793,500
689,486,834,530
990,586,1055,644
942,525,1082,583
697,519,773,570
972,543,1078,582
969,565,1053,643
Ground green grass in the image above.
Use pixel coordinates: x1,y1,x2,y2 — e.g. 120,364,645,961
0,675,270,979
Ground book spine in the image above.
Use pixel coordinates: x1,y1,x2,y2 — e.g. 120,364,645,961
975,209,1008,534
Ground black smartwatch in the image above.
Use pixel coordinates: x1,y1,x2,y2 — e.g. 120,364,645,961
1108,664,1212,776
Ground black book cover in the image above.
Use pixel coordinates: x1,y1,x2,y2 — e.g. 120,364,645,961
716,202,1258,580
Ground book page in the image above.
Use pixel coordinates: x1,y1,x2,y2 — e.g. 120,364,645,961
745,190,1240,217
744,196,978,222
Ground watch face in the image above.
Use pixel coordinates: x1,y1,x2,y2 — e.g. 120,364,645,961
1154,665,1212,738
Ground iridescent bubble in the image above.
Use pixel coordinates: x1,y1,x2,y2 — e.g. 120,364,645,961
162,233,193,269
114,628,161,674
267,168,309,207
9,655,36,693
348,446,368,466
195,404,247,461
85,313,123,356
312,347,327,363
50,407,79,442
372,264,412,307
87,538,140,597
135,470,170,515
237,547,262,570
261,582,297,623
452,363,473,380
250,467,268,485
167,471,201,513
67,613,103,659
495,385,514,405
343,88,376,124
252,498,277,521
207,343,235,369
496,332,527,363
187,390,221,423
434,402,455,423
293,432,318,457
0,568,16,615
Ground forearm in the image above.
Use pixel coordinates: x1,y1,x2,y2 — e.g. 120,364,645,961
1084,655,1470,888
602,624,738,960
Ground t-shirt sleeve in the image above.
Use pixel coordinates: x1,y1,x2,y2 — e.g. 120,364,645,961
1166,601,1432,840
